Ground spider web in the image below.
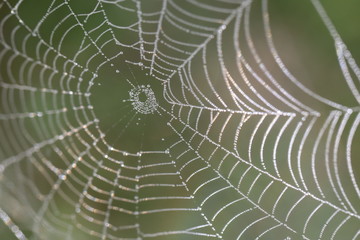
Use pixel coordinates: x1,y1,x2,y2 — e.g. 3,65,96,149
0,0,359,239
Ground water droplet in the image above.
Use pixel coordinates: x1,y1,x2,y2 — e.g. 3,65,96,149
75,207,81,213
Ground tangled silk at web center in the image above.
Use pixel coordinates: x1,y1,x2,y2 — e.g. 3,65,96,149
128,85,158,114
